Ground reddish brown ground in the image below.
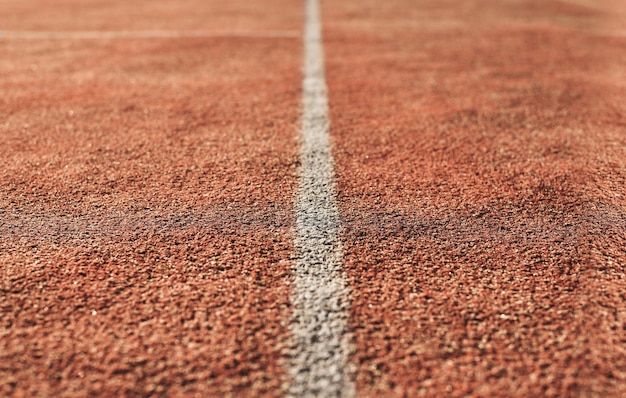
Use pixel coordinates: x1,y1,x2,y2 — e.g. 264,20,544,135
3,0,626,396
324,0,626,396
0,0,300,32
0,0,301,396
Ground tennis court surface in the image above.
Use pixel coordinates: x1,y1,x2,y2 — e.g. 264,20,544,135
1,0,625,396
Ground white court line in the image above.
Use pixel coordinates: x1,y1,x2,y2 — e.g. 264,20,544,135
0,30,300,39
286,0,355,397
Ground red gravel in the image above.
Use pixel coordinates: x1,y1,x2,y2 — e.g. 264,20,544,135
0,0,300,32
3,0,626,396
0,1,301,396
324,0,626,396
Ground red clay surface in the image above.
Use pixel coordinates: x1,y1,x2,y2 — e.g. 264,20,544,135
324,0,626,396
0,0,300,32
0,0,301,396
3,0,626,396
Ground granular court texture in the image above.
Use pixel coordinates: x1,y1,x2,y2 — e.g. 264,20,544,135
323,0,626,396
0,0,301,396
1,0,626,396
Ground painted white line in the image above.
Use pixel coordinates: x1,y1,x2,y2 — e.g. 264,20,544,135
286,0,355,397
0,30,299,39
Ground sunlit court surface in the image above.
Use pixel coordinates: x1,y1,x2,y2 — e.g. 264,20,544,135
1,0,625,397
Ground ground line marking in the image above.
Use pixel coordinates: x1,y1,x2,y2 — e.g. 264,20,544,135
286,0,355,397
0,30,300,40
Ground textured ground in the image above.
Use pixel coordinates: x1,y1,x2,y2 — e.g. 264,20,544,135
1,0,626,396
0,0,301,396
324,0,626,396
